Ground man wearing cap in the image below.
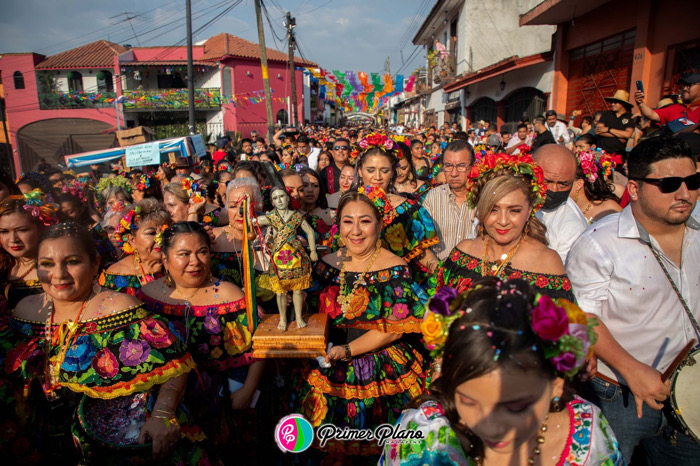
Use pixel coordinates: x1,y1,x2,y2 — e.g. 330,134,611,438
596,90,635,155
636,73,700,127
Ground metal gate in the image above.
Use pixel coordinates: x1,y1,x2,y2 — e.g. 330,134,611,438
566,30,636,117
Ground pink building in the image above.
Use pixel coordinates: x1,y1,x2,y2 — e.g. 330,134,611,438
0,34,315,175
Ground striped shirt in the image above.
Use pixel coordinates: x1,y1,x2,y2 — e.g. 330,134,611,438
423,184,478,260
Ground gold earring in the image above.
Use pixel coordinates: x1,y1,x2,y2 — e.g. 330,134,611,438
337,237,345,248
165,271,174,287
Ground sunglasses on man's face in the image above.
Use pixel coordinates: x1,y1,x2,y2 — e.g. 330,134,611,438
334,145,349,151
633,173,700,193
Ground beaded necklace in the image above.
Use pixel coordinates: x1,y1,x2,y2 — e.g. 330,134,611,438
472,415,549,465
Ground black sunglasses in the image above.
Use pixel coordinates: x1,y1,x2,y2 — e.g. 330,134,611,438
633,173,700,193
333,145,349,150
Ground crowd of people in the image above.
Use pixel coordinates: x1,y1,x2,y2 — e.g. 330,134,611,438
0,73,698,466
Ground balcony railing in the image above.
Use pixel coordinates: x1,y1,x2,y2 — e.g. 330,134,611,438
122,88,221,110
429,49,456,87
38,92,117,110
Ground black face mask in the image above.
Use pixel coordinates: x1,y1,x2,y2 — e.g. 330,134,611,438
542,189,571,210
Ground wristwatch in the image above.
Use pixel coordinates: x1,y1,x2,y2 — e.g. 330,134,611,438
342,344,352,361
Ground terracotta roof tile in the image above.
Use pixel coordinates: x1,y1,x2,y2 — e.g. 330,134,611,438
201,33,316,66
36,40,127,69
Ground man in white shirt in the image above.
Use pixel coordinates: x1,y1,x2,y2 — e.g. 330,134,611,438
545,110,571,145
532,145,588,263
567,137,700,463
423,140,478,260
505,123,532,155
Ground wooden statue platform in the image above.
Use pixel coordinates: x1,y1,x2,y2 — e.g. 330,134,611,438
252,313,329,358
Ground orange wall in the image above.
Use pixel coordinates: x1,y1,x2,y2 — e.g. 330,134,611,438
552,0,699,111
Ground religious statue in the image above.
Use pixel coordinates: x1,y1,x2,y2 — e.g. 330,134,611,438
252,186,318,331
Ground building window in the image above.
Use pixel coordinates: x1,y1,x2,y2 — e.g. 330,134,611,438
276,109,289,126
470,97,497,125
221,66,232,97
504,88,546,133
67,71,83,92
13,71,25,90
96,70,113,93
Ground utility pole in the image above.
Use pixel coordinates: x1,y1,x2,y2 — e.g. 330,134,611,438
285,12,298,127
255,0,275,144
385,57,391,74
186,0,196,135
0,99,16,177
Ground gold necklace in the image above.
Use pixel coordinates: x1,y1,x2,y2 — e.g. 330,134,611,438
11,260,36,282
338,241,381,316
473,415,548,465
481,235,524,278
175,277,211,305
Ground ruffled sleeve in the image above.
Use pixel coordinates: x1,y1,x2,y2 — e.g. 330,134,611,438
58,305,195,399
384,200,439,261
316,263,428,333
380,400,469,465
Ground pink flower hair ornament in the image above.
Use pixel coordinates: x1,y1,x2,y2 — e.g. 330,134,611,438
576,149,617,184
358,132,400,156
16,189,59,226
113,206,141,254
421,285,597,379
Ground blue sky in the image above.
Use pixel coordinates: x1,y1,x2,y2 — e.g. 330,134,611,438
1,0,431,77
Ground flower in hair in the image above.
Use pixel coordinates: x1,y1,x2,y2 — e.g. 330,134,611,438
530,294,597,379
62,180,88,204
467,153,547,213
18,190,59,226
154,224,168,250
421,286,468,357
576,150,617,184
181,177,204,204
348,147,361,166
471,144,495,162
134,174,151,191
114,207,141,254
357,185,396,227
358,133,398,154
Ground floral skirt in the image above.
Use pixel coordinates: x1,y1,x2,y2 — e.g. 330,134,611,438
289,339,428,457
72,393,214,465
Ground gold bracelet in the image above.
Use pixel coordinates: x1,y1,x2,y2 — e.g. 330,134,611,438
341,344,352,361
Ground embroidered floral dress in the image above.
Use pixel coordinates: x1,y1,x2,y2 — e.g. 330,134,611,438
429,248,576,301
98,270,163,296
210,250,276,306
265,209,312,293
201,206,222,226
1,304,210,465
138,291,255,451
380,397,624,465
301,212,333,249
404,183,431,204
289,261,430,458
383,199,439,263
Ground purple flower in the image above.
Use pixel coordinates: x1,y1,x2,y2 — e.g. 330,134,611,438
203,315,221,334
551,351,577,373
568,323,591,365
118,339,150,366
429,287,458,316
198,343,210,355
393,287,404,298
531,296,568,341
355,356,375,381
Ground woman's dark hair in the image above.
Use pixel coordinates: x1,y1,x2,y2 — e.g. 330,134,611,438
159,163,176,183
0,169,21,198
262,150,280,164
37,222,97,265
297,167,328,209
628,137,695,180
17,172,53,194
57,192,94,225
410,139,423,149
395,142,419,188
576,133,596,146
575,165,618,202
421,277,572,458
353,147,398,193
161,221,211,256
139,174,163,201
337,190,382,226
234,160,263,181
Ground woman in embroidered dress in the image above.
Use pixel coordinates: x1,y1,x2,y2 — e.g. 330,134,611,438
393,142,430,202
3,223,205,465
430,153,575,301
99,199,171,296
290,188,430,462
298,167,334,248
0,192,58,312
353,133,440,277
570,150,622,224
252,185,318,331
381,278,623,465
138,221,264,463
409,139,432,178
